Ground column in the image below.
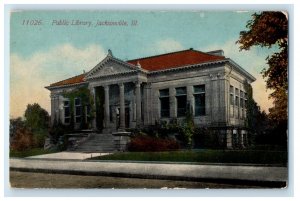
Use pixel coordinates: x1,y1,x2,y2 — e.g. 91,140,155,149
50,94,55,125
240,130,245,147
143,83,151,125
170,87,177,118
226,129,233,149
187,85,194,115
119,83,125,130
90,87,97,130
104,85,110,128
135,82,142,127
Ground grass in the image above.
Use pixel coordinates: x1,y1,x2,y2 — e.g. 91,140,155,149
89,149,287,165
10,148,57,158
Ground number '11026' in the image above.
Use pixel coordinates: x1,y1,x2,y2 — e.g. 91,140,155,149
22,20,42,25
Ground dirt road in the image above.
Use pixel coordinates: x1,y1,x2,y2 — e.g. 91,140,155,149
10,171,258,189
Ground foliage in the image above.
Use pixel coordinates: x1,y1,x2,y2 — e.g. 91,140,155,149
244,81,269,134
90,150,287,165
237,11,288,123
32,129,49,148
193,128,224,149
178,110,195,148
268,87,288,123
10,104,50,151
10,127,36,151
24,103,49,131
128,119,180,139
49,119,72,144
63,86,95,130
136,111,195,149
128,135,180,152
10,117,25,143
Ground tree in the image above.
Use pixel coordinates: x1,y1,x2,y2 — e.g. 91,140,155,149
244,82,269,135
24,103,49,131
10,117,25,145
237,11,288,123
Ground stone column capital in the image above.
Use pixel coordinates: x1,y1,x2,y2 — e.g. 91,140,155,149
135,81,142,87
50,94,59,99
104,85,110,90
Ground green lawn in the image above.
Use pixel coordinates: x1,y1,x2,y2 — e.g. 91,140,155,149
89,149,287,165
10,148,57,158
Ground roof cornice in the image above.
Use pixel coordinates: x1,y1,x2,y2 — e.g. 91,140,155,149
45,82,88,90
225,58,256,82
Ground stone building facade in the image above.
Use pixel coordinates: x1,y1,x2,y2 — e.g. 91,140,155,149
46,48,255,148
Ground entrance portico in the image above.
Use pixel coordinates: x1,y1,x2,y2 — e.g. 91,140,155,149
91,81,144,132
84,51,146,132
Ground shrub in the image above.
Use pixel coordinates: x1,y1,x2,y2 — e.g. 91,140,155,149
32,129,48,148
10,118,25,145
10,128,36,151
49,120,72,144
193,128,224,149
128,135,180,152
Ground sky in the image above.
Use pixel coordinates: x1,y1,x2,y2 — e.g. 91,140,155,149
10,10,278,118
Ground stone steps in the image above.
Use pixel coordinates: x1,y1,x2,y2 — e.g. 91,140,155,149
73,133,117,152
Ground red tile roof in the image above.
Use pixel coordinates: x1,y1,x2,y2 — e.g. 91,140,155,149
48,49,225,88
50,73,87,87
127,49,225,71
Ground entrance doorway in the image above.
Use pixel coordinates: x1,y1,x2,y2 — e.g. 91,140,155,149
95,86,104,131
125,107,130,128
116,106,130,129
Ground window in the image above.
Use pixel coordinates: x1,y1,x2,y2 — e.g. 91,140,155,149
176,87,187,117
240,91,244,108
74,97,82,123
235,88,239,107
194,85,205,116
240,97,244,108
85,105,91,123
244,93,248,109
230,85,234,105
159,89,170,118
64,100,70,124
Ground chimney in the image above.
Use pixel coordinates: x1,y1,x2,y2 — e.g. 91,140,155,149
206,50,224,56
137,61,141,68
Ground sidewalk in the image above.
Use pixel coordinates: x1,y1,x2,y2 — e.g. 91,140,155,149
27,151,111,160
10,156,288,187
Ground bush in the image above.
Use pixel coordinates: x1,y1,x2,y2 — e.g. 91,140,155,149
10,118,25,145
10,128,36,151
128,135,180,152
32,129,48,148
193,128,224,149
49,120,72,144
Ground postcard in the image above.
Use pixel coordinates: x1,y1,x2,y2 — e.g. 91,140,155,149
9,9,288,190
